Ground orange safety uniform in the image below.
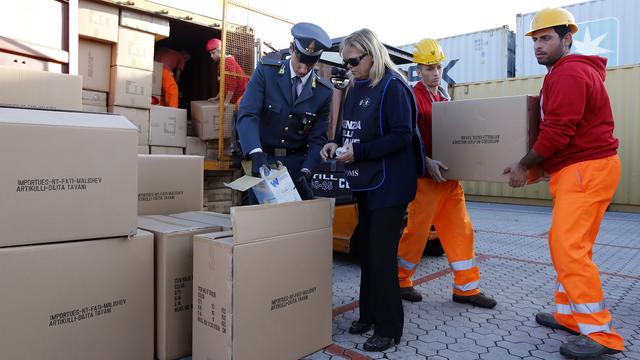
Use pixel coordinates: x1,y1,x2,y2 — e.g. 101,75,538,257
397,81,481,296
161,67,179,108
533,54,622,350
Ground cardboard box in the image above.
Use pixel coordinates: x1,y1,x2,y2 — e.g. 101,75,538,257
78,0,119,43
120,9,171,39
112,27,155,71
0,107,138,247
0,50,63,73
150,146,184,155
153,61,163,95
190,100,235,140
432,95,540,183
109,105,150,145
137,215,231,360
0,66,81,111
169,210,232,227
0,231,154,360
79,39,112,92
186,136,207,156
82,89,108,107
82,104,108,113
108,66,152,109
138,145,150,154
137,154,203,215
149,105,187,147
193,200,333,360
226,164,301,204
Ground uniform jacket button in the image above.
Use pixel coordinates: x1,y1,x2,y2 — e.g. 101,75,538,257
281,139,285,144
288,114,293,118
284,127,289,131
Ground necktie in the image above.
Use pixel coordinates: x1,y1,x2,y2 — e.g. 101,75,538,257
292,76,300,102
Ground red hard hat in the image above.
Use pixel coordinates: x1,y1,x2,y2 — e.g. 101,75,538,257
206,38,221,52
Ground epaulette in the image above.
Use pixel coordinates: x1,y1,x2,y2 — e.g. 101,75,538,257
259,57,284,67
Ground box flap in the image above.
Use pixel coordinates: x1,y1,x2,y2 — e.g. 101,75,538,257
224,175,263,192
230,199,332,245
195,231,234,243
137,215,220,234
169,211,232,229
0,107,136,130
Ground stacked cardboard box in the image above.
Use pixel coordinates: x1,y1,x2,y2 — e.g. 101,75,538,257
192,200,333,360
203,170,243,213
137,212,231,360
191,100,235,141
0,107,153,359
149,105,187,154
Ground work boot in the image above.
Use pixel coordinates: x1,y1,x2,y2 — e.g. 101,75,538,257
452,292,497,309
560,335,621,358
399,286,423,302
348,321,372,334
535,312,579,335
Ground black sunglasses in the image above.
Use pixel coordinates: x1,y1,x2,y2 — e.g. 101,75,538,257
343,53,367,67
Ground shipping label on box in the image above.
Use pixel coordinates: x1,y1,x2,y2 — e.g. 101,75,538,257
149,105,187,147
432,95,539,183
79,39,112,92
109,66,152,109
0,232,154,360
109,105,150,145
112,27,155,71
152,61,163,95
225,164,301,205
190,100,234,140
0,108,138,247
0,66,82,111
193,199,333,360
79,0,119,43
82,89,108,107
120,9,171,38
137,154,203,215
137,215,230,360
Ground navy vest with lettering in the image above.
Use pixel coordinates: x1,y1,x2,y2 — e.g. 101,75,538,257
339,73,393,191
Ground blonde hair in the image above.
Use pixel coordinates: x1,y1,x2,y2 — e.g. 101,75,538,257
340,28,404,87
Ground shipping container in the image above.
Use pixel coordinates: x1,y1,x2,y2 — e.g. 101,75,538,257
397,26,515,87
449,64,640,208
516,0,640,77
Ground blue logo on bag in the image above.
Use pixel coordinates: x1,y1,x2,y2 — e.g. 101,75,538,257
573,18,619,66
270,178,279,187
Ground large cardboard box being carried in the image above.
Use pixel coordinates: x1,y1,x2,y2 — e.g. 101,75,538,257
78,0,119,43
150,105,187,147
109,105,150,145
0,107,138,247
137,154,203,215
108,66,152,109
79,39,112,92
112,27,155,71
190,100,235,140
137,214,232,360
0,231,154,360
193,199,333,360
0,66,81,111
432,95,539,183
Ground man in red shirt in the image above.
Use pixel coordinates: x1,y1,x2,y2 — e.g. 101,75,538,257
505,7,623,358
206,38,248,106
396,38,496,309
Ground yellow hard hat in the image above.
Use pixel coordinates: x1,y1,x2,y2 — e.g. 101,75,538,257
526,7,579,36
413,38,445,65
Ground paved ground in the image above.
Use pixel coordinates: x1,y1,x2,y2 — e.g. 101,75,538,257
306,202,640,360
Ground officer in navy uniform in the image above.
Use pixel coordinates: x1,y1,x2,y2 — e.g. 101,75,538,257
236,22,333,200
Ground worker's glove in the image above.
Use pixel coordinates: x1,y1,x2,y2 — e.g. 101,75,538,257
250,151,269,177
295,170,314,200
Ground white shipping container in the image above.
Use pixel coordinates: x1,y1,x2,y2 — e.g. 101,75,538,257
516,0,640,77
397,26,515,88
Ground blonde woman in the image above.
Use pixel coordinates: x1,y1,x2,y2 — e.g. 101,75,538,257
321,28,423,352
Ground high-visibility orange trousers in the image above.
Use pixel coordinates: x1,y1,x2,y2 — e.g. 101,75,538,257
397,178,481,296
549,155,624,351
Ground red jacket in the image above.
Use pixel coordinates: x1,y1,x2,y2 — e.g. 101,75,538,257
533,54,618,173
222,55,248,104
413,81,447,158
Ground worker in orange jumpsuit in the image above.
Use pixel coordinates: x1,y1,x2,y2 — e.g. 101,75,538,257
504,7,623,359
206,38,248,107
396,38,497,309
154,47,190,108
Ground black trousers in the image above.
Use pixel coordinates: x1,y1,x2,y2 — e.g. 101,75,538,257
356,192,407,339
